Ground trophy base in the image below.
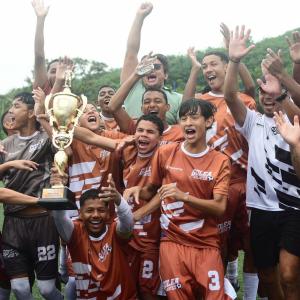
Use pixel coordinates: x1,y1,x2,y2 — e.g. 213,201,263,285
38,187,77,210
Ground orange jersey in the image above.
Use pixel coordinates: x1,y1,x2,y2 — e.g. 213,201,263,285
127,119,184,145
100,114,120,131
69,130,126,218
196,92,256,176
150,142,231,249
68,221,137,300
121,145,160,252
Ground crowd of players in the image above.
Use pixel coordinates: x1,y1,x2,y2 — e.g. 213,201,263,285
1,1,300,299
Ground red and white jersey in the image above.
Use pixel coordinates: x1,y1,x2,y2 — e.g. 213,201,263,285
196,92,256,177
100,114,120,131
69,130,126,218
121,145,160,252
150,142,231,249
68,221,137,300
127,119,184,145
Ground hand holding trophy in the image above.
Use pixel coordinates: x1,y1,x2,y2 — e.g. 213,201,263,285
38,68,87,209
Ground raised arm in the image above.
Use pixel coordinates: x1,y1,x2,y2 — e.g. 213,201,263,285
182,47,202,101
262,48,300,107
274,111,300,179
221,23,255,98
32,0,49,89
50,167,74,242
99,175,134,239
286,31,300,84
224,26,255,127
120,2,153,83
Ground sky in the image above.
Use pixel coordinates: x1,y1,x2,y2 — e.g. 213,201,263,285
0,0,299,94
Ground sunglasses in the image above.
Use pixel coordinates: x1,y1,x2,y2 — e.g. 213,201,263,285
153,64,162,70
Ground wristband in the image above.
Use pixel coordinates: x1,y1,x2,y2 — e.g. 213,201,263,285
229,57,240,64
275,89,288,102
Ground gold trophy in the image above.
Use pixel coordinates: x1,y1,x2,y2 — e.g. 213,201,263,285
38,69,87,209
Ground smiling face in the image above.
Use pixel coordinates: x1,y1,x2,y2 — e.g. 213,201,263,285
201,55,227,93
141,90,170,121
97,86,115,114
134,120,161,154
142,58,168,89
79,103,102,131
258,89,282,118
80,198,109,237
8,99,34,131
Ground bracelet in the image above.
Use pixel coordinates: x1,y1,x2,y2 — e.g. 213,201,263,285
229,57,240,64
275,89,288,102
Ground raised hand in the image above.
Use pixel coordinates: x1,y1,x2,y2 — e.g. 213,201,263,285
286,31,300,64
32,87,46,116
32,0,49,18
116,135,136,152
257,73,281,97
262,48,285,78
274,111,300,146
229,25,255,62
50,166,68,186
187,47,201,70
220,22,230,50
9,160,39,171
56,56,74,83
137,2,153,18
99,174,121,205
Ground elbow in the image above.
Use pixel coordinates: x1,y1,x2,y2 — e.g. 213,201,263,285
215,199,227,217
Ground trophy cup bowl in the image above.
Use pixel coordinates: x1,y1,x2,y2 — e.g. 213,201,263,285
38,70,87,210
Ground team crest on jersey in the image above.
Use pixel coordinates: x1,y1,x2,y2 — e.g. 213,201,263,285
163,277,182,292
139,166,151,177
98,243,112,262
191,169,213,181
29,139,44,153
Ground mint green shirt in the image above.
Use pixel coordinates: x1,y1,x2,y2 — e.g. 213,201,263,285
124,80,182,125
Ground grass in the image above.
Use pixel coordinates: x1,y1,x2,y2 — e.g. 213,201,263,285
0,204,246,300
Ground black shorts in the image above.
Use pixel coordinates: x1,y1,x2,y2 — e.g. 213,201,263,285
250,208,300,268
1,214,59,280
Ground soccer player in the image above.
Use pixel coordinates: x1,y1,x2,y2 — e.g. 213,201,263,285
97,85,120,131
0,92,62,300
109,58,184,145
120,3,182,125
224,25,300,300
125,99,236,299
51,169,137,299
183,36,257,297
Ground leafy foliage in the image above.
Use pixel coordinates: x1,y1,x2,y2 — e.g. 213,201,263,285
1,27,300,139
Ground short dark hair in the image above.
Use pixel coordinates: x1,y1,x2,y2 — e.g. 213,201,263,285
1,110,9,136
47,59,59,72
203,51,229,64
13,92,40,130
79,188,108,208
142,87,168,104
179,98,216,124
136,114,164,136
98,85,116,94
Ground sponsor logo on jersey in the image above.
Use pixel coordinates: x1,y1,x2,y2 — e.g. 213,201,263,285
29,139,45,153
98,243,112,262
191,169,213,181
163,277,182,291
218,220,232,234
139,166,151,177
166,165,183,172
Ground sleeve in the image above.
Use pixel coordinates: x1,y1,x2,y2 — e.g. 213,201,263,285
52,210,74,242
116,197,134,234
213,157,231,197
235,108,258,141
149,147,165,187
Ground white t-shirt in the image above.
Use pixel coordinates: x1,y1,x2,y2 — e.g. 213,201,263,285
236,108,300,211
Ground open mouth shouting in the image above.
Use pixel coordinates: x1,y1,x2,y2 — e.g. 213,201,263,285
88,115,97,124
184,127,196,139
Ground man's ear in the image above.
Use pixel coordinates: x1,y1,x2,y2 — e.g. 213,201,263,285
166,103,170,112
206,115,214,129
164,72,169,80
28,109,36,120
